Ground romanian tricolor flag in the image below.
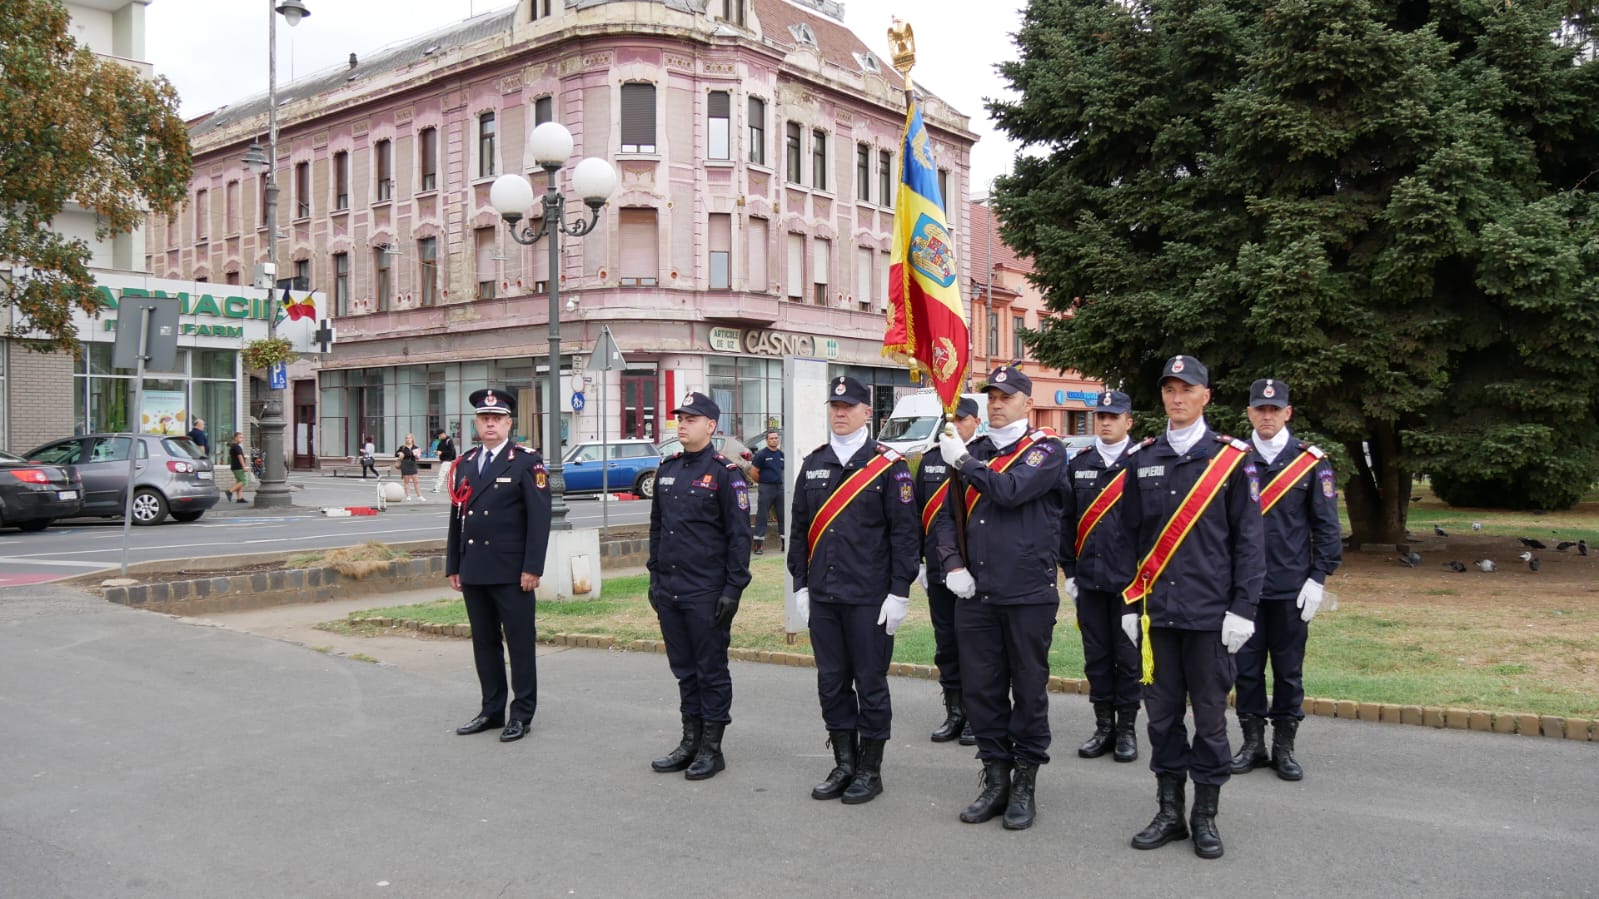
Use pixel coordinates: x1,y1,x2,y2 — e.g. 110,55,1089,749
279,286,316,322
882,96,970,414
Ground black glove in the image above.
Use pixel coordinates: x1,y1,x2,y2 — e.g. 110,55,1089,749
713,594,740,630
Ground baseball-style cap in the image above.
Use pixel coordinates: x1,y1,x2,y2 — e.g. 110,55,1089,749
827,376,871,406
1249,378,1291,408
985,364,1033,396
954,396,980,419
1159,355,1208,387
470,387,516,416
672,391,721,420
1095,390,1133,415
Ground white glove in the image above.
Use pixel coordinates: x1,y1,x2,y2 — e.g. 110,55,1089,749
1121,613,1139,646
1221,611,1255,654
1297,579,1324,622
1064,577,1079,602
938,430,968,467
794,588,810,627
945,567,976,599
917,562,928,591
877,594,910,635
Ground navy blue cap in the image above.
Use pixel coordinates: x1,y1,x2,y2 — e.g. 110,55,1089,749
954,396,980,419
470,387,516,416
672,391,721,420
984,364,1032,396
1095,390,1132,415
827,376,871,406
1160,355,1208,387
1249,378,1291,408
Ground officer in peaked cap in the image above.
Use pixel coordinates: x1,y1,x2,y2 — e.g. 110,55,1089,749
646,391,753,781
1119,355,1263,859
447,387,552,744
1229,379,1341,783
932,363,1068,831
789,375,920,805
914,395,982,746
1060,389,1147,764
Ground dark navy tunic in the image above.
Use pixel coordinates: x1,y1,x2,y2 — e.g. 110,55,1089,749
649,448,753,603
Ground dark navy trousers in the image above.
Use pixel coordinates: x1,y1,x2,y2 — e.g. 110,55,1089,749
957,599,1059,765
753,484,783,544
810,600,895,739
655,597,733,724
1076,587,1142,708
927,581,961,691
1234,598,1307,721
461,582,539,723
1145,626,1236,786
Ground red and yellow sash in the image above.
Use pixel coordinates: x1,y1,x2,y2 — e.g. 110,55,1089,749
1122,444,1248,606
1074,469,1127,557
964,429,1053,515
808,453,896,560
1258,450,1319,515
921,480,951,535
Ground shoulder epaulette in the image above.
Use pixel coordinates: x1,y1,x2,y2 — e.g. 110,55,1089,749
1032,428,1058,441
1306,444,1326,459
875,443,903,463
1126,437,1156,457
1217,434,1250,452
712,452,741,471
814,442,829,453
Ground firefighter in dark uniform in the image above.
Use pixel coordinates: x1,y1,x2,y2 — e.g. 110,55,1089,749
646,392,753,781
447,388,553,744
1230,378,1342,781
1059,389,1145,763
932,364,1068,831
1122,355,1263,859
788,376,920,805
915,395,982,745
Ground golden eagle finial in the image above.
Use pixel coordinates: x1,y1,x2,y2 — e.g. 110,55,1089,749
888,18,916,91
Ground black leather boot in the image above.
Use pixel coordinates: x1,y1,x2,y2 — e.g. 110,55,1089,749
841,737,885,804
958,718,976,746
959,759,1012,824
1272,717,1304,781
650,714,702,773
931,689,966,743
1131,773,1190,849
1003,760,1038,830
810,731,856,800
1229,713,1270,774
1078,702,1115,758
1190,782,1224,859
1113,705,1139,762
684,721,726,780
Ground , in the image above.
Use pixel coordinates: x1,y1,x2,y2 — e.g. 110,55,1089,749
24,434,222,526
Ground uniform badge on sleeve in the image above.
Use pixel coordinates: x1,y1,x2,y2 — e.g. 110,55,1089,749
534,462,549,490
735,480,750,510
1025,448,1046,468
1320,468,1336,499
1245,462,1260,503
894,469,914,504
